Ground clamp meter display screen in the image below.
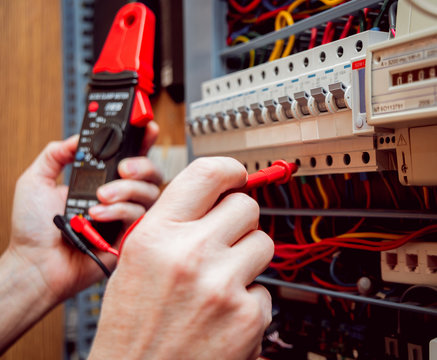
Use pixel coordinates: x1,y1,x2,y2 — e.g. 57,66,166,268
70,168,107,197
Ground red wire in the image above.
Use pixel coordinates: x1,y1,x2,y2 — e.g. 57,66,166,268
229,0,262,14
252,4,289,24
323,296,336,316
339,15,354,39
302,184,316,208
277,268,298,282
308,27,318,49
328,177,341,208
271,247,337,271
107,248,120,257
276,224,437,253
262,186,276,239
305,182,320,207
288,179,307,244
327,25,336,43
312,273,357,292
119,214,145,255
322,21,333,44
346,179,370,233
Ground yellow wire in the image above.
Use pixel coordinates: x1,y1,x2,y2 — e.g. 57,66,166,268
338,232,403,240
242,4,330,23
269,0,306,61
423,187,430,209
232,35,255,68
310,175,402,243
319,0,344,5
277,11,295,58
310,177,329,243
380,174,400,209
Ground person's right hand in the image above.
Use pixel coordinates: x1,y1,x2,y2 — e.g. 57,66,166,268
89,157,274,360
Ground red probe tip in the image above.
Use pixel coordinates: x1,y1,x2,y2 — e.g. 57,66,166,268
70,214,86,233
69,215,119,257
271,160,298,184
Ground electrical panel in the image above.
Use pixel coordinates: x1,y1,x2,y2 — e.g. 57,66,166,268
184,1,437,359
189,31,393,176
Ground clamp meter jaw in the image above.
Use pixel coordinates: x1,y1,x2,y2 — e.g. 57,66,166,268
64,3,155,243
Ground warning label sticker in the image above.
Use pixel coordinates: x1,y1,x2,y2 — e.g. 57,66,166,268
397,134,407,146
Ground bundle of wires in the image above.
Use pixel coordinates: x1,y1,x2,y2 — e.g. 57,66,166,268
255,173,437,290
227,0,395,69
226,0,347,68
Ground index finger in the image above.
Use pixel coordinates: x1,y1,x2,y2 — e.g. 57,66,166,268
148,157,247,222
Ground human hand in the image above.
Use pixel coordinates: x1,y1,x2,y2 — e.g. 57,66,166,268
8,121,161,305
90,157,274,360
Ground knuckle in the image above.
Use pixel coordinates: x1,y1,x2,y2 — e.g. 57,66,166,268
235,193,260,216
189,158,221,182
45,141,59,153
254,230,275,259
189,157,247,185
200,278,236,309
238,297,265,330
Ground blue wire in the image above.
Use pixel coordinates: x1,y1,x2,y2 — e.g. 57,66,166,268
329,253,357,287
277,184,295,230
262,0,295,11
262,0,278,11
229,24,252,42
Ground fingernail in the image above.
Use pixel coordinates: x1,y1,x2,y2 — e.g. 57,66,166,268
119,160,137,177
98,185,117,201
89,205,105,216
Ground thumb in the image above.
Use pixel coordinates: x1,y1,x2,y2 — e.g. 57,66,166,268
30,135,79,181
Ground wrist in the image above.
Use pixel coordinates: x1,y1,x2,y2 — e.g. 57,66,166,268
6,242,59,306
0,246,58,353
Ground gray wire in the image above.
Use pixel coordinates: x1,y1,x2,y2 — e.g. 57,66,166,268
389,1,398,30
260,207,437,220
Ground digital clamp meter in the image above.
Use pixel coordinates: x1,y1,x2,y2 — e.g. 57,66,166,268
64,3,155,243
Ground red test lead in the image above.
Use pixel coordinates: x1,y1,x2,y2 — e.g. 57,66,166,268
241,160,298,192
70,215,120,257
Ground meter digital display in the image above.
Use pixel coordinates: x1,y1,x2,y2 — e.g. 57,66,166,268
70,168,107,197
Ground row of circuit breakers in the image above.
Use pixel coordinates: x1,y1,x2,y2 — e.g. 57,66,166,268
187,27,437,187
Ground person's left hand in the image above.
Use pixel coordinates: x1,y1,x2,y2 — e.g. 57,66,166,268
7,121,161,306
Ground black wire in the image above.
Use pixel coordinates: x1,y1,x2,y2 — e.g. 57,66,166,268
373,0,391,28
85,249,112,278
53,215,112,278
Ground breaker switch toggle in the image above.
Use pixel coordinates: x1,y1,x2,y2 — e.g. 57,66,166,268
278,96,294,120
237,105,253,127
293,91,310,117
309,87,328,115
193,116,206,135
205,114,217,133
250,103,265,125
215,111,227,131
328,82,347,110
226,109,240,129
263,100,279,122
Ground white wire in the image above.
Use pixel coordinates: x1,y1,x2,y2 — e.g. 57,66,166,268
407,0,437,16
